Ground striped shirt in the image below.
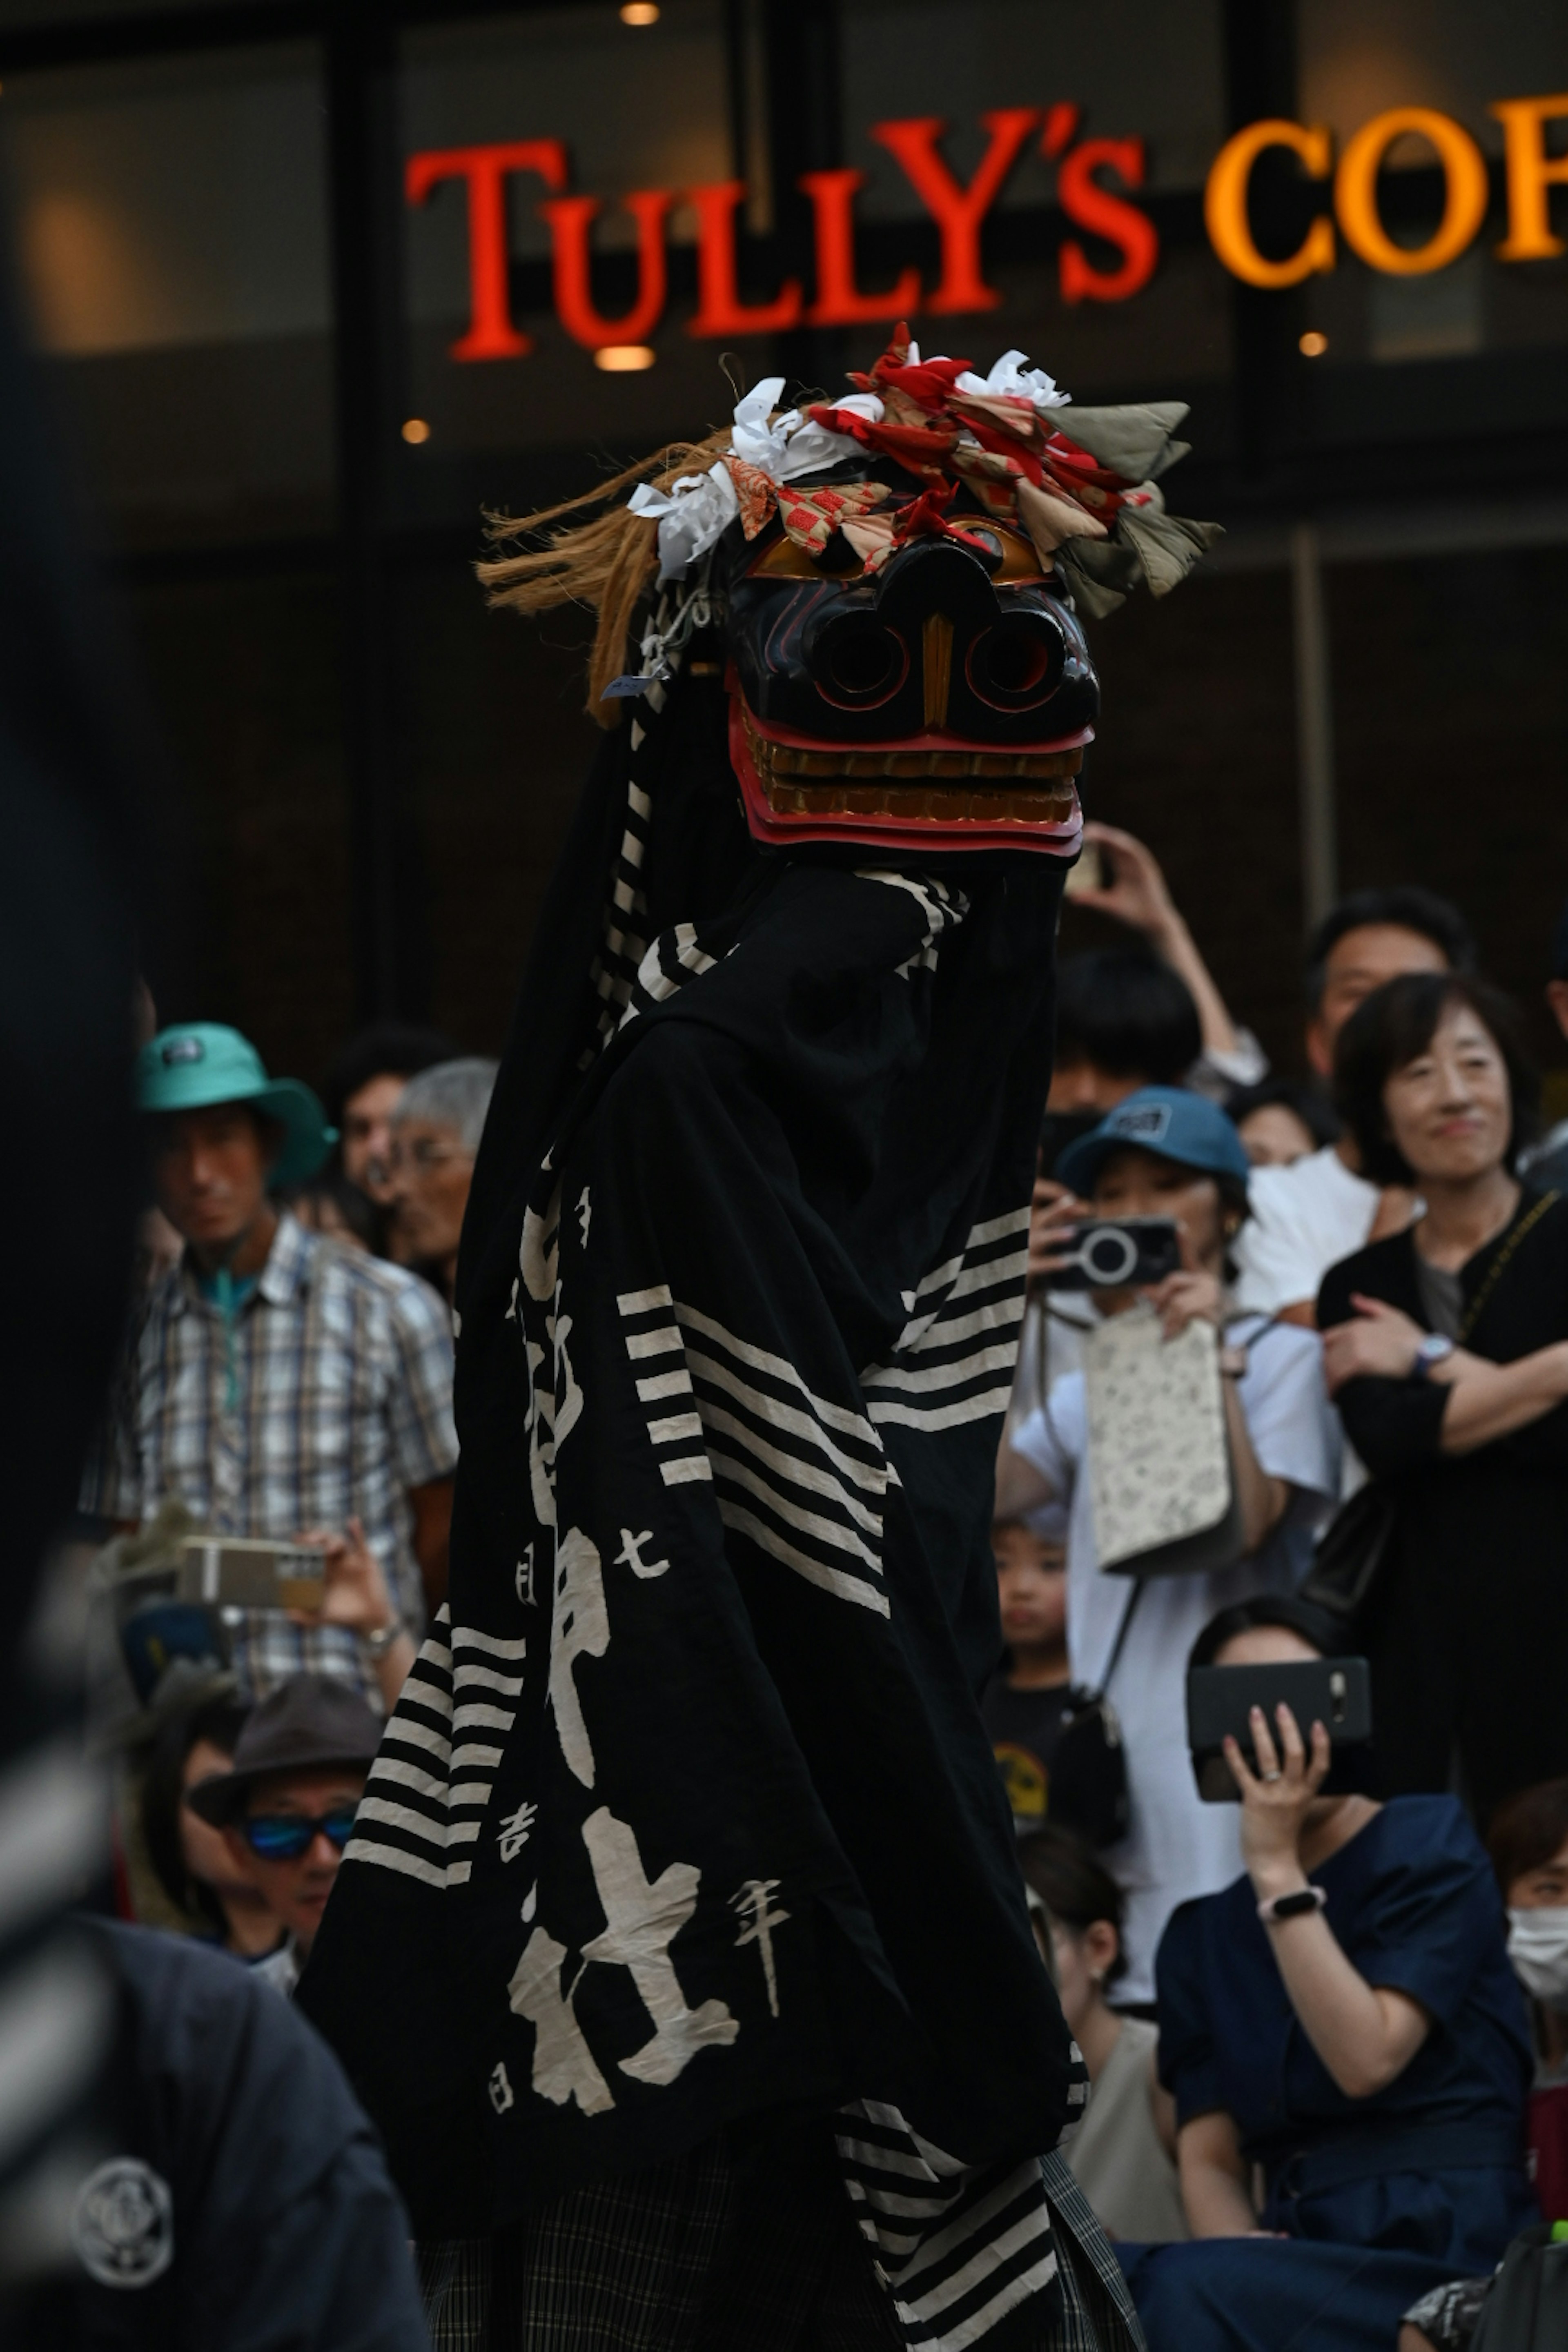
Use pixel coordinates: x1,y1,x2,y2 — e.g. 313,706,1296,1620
82,1213,457,1700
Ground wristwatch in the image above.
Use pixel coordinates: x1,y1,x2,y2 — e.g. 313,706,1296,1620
1256,1886,1327,1927
1412,1332,1457,1381
364,1616,406,1661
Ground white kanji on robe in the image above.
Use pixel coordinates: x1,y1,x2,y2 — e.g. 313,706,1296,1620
580,1807,738,2086
548,1528,608,1788
506,1927,614,2116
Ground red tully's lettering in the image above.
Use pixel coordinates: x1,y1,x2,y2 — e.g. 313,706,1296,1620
870,110,1039,313
686,181,803,335
1058,135,1159,302
541,190,673,347
406,140,569,360
800,168,922,325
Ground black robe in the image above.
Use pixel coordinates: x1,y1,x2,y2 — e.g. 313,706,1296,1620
1318,1188,1568,1813
301,662,1082,2339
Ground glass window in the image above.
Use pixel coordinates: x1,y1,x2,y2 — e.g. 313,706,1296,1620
841,0,1226,211
399,3,737,477
2,43,333,548
1295,0,1568,381
129,565,354,1086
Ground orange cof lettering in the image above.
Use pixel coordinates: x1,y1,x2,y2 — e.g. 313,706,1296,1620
1334,106,1489,275
1204,118,1334,288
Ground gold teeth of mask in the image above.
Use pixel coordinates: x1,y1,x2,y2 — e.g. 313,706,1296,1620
745,716,1081,821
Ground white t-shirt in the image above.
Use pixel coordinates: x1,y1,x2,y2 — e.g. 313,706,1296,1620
1232,1145,1380,1318
1011,1317,1340,2001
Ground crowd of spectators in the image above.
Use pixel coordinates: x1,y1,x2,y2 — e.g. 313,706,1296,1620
78,1016,497,2001
74,829,1568,2352
982,835,1568,2348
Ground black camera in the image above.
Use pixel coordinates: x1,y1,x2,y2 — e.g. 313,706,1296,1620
1044,1216,1181,1291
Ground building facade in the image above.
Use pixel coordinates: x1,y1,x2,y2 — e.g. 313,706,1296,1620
2,0,1564,1085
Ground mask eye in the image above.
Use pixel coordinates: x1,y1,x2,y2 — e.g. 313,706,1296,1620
965,613,1065,710
808,612,909,709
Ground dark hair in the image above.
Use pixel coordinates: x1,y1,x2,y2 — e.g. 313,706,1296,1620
1055,949,1201,1085
1303,887,1474,1016
141,1695,250,1928
1334,973,1539,1187
1016,1825,1127,1984
1486,1778,1568,1899
1188,1595,1338,1675
281,1168,379,1250
322,1023,459,1130
1225,1078,1341,1153
1550,900,1568,983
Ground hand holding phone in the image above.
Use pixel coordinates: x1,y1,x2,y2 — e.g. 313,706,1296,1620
1224,1695,1333,1891
1187,1659,1372,1803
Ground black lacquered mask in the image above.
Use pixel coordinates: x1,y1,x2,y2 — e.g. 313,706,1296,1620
719,499,1096,856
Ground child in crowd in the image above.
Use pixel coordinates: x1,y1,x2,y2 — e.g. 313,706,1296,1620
982,1520,1072,1829
1019,1828,1187,2245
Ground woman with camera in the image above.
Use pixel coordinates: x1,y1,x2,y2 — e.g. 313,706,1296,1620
1318,972,1568,1810
1123,1597,1535,2352
998,1088,1340,2000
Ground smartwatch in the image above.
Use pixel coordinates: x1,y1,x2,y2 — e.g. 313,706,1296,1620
1412,1332,1457,1381
1256,1886,1327,1927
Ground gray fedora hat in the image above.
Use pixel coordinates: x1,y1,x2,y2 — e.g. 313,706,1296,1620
187,1674,382,1826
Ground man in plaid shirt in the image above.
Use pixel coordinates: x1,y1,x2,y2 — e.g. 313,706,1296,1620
85,1024,459,1702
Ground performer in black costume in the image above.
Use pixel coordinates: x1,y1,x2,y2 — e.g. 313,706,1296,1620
301,329,1217,2350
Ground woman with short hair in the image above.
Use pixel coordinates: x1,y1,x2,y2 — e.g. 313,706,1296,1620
1319,971,1568,1809
1123,1596,1535,2352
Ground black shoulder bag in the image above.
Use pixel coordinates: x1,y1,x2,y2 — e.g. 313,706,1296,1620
1046,1581,1144,1850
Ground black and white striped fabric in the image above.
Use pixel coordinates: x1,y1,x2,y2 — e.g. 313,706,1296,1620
837,2100,1091,2350
303,659,1094,2346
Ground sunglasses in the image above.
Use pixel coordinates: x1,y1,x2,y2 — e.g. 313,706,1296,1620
241,1806,358,1861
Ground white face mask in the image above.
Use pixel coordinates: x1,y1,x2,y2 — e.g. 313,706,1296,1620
1508,1907,1568,2009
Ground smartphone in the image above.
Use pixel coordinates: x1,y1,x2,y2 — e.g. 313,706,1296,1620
176,1537,325,1613
1062,841,1106,898
1187,1658,1373,1802
1045,1216,1181,1292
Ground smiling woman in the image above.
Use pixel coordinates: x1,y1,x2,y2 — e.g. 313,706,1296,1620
1318,972,1568,1813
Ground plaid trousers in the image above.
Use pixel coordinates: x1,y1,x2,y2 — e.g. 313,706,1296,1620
417,2136,1144,2352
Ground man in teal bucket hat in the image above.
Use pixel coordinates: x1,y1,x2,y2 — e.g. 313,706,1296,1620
84,1023,459,1708
137,1022,336,1192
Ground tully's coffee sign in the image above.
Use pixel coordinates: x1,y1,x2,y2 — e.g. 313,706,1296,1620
407,92,1568,361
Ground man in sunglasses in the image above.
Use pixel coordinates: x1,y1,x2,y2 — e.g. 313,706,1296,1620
189,1675,383,1998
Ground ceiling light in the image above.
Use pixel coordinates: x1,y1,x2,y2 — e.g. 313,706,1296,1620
619,3,659,22
594,344,657,372
401,416,432,443
1298,330,1329,358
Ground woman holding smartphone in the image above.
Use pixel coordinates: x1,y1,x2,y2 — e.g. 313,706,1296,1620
998,1088,1340,2000
1319,972,1568,1810
1123,1598,1534,2352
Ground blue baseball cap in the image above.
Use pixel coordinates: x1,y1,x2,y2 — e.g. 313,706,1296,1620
136,1023,334,1190
1057,1085,1251,1197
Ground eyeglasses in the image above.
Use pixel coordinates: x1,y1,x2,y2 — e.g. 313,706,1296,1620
385,1138,469,1174
241,1806,358,1861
